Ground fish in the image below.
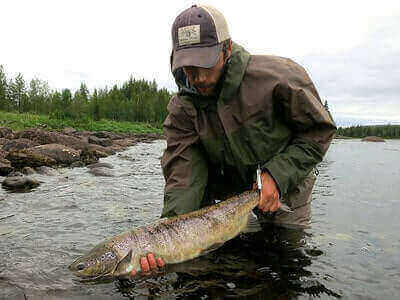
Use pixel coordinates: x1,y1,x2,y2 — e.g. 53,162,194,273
68,190,261,280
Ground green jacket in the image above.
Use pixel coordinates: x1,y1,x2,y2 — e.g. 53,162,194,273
161,43,336,217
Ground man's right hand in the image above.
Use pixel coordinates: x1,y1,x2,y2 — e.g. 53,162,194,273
132,253,164,277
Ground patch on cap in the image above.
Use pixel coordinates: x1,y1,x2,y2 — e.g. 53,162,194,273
178,25,201,46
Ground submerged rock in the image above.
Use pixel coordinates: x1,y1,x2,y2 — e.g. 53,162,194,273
88,167,114,177
2,175,40,191
362,136,385,142
35,166,58,176
87,162,114,169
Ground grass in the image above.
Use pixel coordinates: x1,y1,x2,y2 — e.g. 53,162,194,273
0,111,163,134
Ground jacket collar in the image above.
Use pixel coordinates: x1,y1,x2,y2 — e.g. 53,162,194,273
218,42,250,103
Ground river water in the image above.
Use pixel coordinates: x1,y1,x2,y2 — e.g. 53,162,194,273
0,139,399,299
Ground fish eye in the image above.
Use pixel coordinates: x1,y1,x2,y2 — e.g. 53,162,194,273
77,263,86,271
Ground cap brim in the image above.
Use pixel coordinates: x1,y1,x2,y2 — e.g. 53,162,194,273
172,44,222,73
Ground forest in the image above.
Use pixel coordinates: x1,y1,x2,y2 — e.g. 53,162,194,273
0,65,172,127
337,124,400,138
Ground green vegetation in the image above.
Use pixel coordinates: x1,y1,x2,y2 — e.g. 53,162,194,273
337,124,400,139
0,65,172,132
0,110,162,133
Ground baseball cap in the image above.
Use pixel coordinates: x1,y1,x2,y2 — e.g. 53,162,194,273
171,4,231,73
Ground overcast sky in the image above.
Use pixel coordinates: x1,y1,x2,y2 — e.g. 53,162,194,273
1,0,399,124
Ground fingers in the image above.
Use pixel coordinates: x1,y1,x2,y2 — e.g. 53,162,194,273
136,253,165,278
258,189,281,212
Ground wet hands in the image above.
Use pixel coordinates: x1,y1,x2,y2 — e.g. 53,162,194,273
258,172,282,213
130,253,165,278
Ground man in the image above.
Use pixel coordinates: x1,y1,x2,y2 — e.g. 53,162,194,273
136,4,336,276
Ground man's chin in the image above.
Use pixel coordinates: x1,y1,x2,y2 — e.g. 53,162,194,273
197,87,215,96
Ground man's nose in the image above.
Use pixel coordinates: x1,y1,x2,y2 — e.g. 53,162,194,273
193,70,207,84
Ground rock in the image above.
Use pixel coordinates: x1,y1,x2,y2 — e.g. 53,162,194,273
7,171,24,177
80,149,100,165
61,127,77,135
362,136,386,142
88,167,114,177
0,138,9,146
70,161,85,168
6,150,57,168
0,127,14,139
88,135,113,147
35,166,58,176
22,166,36,175
86,144,115,156
87,162,114,169
93,131,124,140
2,175,40,191
113,139,137,147
2,138,39,152
0,158,13,176
15,129,89,150
0,149,8,159
27,144,81,166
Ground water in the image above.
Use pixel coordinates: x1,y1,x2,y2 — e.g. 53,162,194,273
0,139,399,299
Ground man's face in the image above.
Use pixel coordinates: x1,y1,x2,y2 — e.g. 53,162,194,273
182,50,226,97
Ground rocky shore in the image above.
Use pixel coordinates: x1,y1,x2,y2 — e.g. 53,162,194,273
0,127,162,191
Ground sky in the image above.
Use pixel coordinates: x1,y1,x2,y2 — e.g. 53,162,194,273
1,0,399,125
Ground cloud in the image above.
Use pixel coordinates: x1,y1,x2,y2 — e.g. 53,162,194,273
296,15,400,121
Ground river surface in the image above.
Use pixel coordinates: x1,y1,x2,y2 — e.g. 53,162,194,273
0,139,399,299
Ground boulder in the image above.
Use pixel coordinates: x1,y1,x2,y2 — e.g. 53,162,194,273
15,129,89,150
6,150,57,168
86,144,115,156
0,127,14,139
2,175,40,191
27,144,81,166
88,135,113,147
0,158,13,176
2,138,39,152
80,149,100,165
22,166,36,175
361,136,386,142
35,166,58,176
113,139,137,148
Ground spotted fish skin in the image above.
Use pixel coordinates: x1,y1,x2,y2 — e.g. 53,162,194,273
68,190,259,279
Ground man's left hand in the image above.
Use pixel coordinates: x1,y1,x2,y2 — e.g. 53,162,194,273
258,172,282,212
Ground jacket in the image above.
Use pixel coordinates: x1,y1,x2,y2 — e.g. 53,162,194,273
161,42,337,217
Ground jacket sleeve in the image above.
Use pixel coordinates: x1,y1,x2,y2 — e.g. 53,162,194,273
160,95,209,217
262,62,337,196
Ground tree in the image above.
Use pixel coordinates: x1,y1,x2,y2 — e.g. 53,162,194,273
9,73,27,112
0,65,9,110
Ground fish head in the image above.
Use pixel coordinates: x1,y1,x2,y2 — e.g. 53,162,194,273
68,243,119,279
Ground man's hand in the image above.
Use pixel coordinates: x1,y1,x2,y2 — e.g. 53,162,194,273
131,253,164,278
258,172,282,213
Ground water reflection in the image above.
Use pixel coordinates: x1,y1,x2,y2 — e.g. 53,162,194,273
115,224,340,299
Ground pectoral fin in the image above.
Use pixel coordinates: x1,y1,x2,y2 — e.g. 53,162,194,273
114,250,134,278
243,211,262,233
